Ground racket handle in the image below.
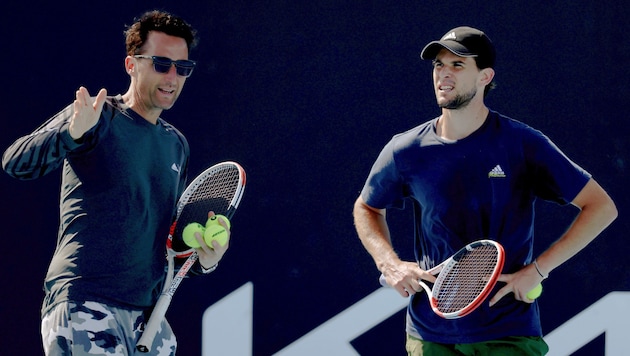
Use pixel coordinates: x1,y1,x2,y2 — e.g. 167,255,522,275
136,294,173,353
379,274,430,295
162,250,176,294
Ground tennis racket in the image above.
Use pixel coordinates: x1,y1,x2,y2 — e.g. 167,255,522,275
137,161,246,353
380,239,504,319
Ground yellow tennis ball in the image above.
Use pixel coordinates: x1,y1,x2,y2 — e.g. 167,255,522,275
206,214,231,229
203,215,230,248
526,283,543,300
182,222,206,249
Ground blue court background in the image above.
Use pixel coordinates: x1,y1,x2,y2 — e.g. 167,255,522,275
0,1,628,355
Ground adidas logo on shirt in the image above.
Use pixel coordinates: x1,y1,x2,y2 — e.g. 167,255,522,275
488,165,506,178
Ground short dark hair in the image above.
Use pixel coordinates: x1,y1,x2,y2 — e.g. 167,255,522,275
125,10,198,56
476,58,496,97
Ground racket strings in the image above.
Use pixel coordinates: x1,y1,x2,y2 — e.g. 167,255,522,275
433,245,499,313
187,167,240,209
179,167,240,214
171,165,242,251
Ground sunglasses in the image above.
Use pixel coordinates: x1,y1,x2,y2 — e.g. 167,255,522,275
134,55,196,77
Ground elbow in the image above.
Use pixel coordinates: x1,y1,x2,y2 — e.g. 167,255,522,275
603,196,618,225
590,192,618,229
575,179,618,227
2,149,23,179
2,160,40,180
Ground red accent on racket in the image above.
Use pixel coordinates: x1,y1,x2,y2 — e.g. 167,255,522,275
380,239,504,319
137,161,246,352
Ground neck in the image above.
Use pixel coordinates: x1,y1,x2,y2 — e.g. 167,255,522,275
121,90,161,125
436,103,489,140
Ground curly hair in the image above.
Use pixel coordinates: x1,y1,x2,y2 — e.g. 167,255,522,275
125,10,198,56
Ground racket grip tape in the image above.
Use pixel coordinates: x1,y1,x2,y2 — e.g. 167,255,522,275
136,294,173,352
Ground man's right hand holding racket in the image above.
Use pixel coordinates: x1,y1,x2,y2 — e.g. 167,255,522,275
380,261,436,297
379,240,506,319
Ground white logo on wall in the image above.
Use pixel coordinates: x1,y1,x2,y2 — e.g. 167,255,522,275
201,285,630,355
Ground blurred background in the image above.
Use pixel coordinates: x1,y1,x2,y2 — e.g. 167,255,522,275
1,1,627,355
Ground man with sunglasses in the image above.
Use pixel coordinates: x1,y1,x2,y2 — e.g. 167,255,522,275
3,10,226,355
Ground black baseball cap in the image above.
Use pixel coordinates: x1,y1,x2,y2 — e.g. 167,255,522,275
420,26,496,69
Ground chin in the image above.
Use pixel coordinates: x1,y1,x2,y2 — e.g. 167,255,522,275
157,99,177,111
436,99,450,108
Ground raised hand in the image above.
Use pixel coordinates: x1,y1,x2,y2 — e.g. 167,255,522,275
69,87,107,140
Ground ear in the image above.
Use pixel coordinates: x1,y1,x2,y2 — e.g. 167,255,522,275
124,56,136,76
479,67,495,87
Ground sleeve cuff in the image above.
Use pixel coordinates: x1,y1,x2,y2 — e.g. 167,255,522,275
200,263,218,274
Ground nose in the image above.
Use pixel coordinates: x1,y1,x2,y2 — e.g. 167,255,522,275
436,66,452,79
165,64,178,78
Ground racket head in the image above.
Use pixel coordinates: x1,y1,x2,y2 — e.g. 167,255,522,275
167,161,246,256
429,239,505,319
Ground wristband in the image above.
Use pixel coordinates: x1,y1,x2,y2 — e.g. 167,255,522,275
533,259,548,279
201,263,218,274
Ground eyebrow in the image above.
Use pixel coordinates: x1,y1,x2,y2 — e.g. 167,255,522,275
433,58,467,66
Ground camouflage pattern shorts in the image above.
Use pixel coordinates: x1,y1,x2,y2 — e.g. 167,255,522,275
41,301,176,355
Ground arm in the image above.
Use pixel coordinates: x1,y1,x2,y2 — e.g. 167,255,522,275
2,109,75,180
353,196,432,297
2,87,107,180
490,178,618,305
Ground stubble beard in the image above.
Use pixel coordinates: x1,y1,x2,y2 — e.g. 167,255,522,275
438,87,478,110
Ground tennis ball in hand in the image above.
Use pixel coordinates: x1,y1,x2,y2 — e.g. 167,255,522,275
526,283,543,300
182,222,206,249
203,215,230,248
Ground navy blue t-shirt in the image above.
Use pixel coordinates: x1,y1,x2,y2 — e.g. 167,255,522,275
360,110,590,343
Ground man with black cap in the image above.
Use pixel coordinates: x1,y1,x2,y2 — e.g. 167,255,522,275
353,26,616,354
